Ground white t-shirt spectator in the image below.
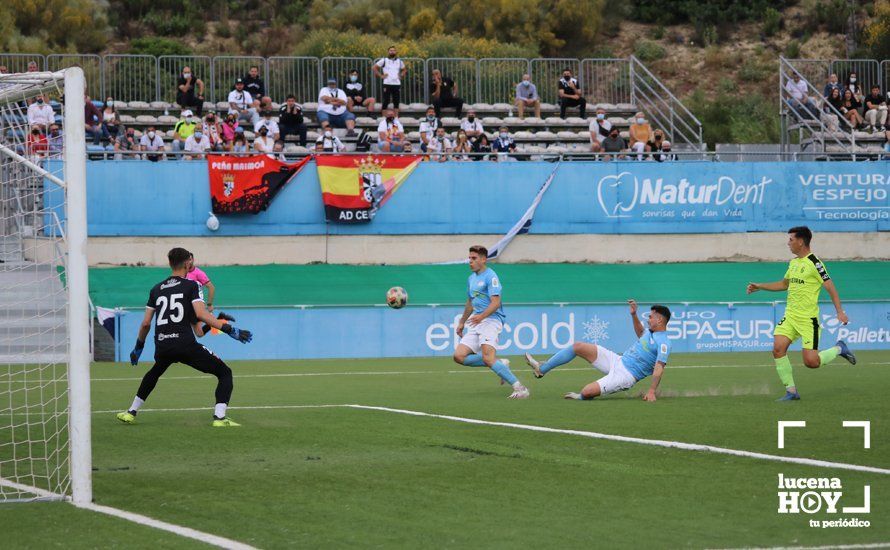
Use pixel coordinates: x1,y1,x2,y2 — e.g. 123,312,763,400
27,103,55,128
318,87,347,115
428,135,453,154
227,89,254,112
377,119,405,140
253,135,276,157
184,134,211,154
254,118,280,137
375,57,405,86
785,79,808,101
460,119,484,135
589,118,612,143
316,134,345,152
139,133,165,151
419,118,439,142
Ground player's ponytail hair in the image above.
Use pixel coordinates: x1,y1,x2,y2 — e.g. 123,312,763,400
167,247,192,270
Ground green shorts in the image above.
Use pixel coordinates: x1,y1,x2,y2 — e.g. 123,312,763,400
774,315,822,350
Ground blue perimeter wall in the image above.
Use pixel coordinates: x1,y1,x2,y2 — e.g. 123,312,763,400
47,160,889,235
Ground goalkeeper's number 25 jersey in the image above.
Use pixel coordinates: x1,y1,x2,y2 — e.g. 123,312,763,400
146,276,204,351
784,254,830,319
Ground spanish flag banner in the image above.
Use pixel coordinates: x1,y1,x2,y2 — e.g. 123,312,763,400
316,154,421,223
208,155,311,215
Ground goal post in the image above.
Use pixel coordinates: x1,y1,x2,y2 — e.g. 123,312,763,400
0,68,91,503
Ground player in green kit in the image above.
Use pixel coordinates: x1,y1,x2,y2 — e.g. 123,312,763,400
747,226,856,401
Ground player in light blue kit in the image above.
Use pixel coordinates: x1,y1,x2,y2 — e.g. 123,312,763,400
452,245,530,399
525,300,671,401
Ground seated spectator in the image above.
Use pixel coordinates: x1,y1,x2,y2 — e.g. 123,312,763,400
202,112,224,151
273,140,286,160
427,127,453,162
103,114,123,149
822,88,844,131
232,129,249,154
418,105,441,153
228,78,258,126
474,133,492,160
242,66,266,108
316,129,345,153
452,130,472,161
101,96,117,124
558,68,586,119
514,74,541,119
279,95,307,146
601,127,626,160
184,129,211,160
176,67,205,116
27,94,55,131
377,108,407,152
317,78,357,136
864,85,887,132
27,61,39,72
253,126,276,158
139,126,165,162
628,112,652,160
654,140,676,162
845,72,864,101
491,126,516,153
46,124,63,159
460,110,484,147
26,126,48,159
84,94,106,146
221,114,240,151
823,73,842,99
430,69,463,119
346,69,376,113
115,125,139,159
646,128,666,158
173,110,198,152
840,89,864,130
254,110,280,141
784,73,819,119
258,95,274,114
373,46,406,115
589,107,612,152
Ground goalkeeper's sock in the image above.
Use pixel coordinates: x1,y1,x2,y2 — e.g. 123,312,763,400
128,396,144,414
774,355,796,390
491,360,518,385
819,346,840,366
540,347,576,375
214,403,228,420
462,354,486,367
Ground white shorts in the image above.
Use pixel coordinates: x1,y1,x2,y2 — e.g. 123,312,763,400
591,345,638,395
459,318,502,354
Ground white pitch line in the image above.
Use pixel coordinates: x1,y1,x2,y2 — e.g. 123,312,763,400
717,544,890,550
346,405,890,476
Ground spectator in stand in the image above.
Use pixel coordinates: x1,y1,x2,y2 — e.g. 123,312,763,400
26,126,48,159
430,69,463,119
373,46,406,115
272,140,286,160
452,130,472,161
475,133,492,160
228,78,258,126
845,72,864,101
646,128,666,158
101,95,117,124
784,73,819,119
589,107,612,152
345,69,376,113
115,125,139,159
27,94,55,131
822,88,843,132
601,127,626,160
173,110,198,152
221,114,240,151
823,73,842,99
176,66,205,116
139,126,165,162
514,74,541,119
863,85,887,132
628,112,652,160
242,66,266,108
314,141,325,153
47,124,63,158
278,95,307,146
655,140,676,162
418,105,440,153
202,112,224,151
427,127,453,161
460,109,484,147
377,108,407,152
232,129,249,154
840,88,864,130
84,94,106,146
316,129,345,153
27,61,39,73
254,110,280,141
103,114,123,149
558,68,586,119
491,126,516,154
183,129,211,160
253,126,276,158
318,78,357,136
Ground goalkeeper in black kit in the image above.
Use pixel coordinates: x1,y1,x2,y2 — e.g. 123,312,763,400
116,247,253,427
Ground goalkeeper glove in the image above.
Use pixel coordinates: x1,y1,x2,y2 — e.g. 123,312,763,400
130,339,145,365
221,323,252,343
201,312,237,336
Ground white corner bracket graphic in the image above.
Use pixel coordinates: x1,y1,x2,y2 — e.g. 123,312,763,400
842,485,871,514
842,420,871,449
778,420,807,449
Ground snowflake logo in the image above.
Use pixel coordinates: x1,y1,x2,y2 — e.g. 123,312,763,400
582,316,610,343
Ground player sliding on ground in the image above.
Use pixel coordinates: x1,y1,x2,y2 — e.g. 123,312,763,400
452,245,530,399
116,247,253,427
525,301,671,401
747,226,855,402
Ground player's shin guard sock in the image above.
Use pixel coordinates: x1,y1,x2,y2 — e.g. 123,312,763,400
819,346,840,366
774,355,795,389
461,354,486,367
540,348,576,375
491,360,518,385
214,403,227,419
128,396,144,414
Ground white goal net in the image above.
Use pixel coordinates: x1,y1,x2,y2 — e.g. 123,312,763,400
0,69,91,503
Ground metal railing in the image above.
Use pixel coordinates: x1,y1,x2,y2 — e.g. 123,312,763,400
479,58,530,107
628,56,702,148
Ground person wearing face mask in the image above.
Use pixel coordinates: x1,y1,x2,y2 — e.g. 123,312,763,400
26,126,48,159
377,108,407,152
558,68,586,119
102,97,117,123
232,130,249,154
460,109,484,147
102,114,122,151
373,46,407,115
202,112,224,151
173,109,199,152
655,140,676,162
845,73,863,101
628,112,652,160
278,94,307,146
345,69,376,114
428,127,453,162
514,74,541,119
430,68,463,119
315,128,345,153
589,107,612,152
317,78,357,137
139,125,166,162
645,128,667,160
601,127,626,160
84,93,106,146
823,73,842,100
47,124,64,158
253,126,277,158
176,66,205,116
491,126,516,155
221,114,240,151
114,124,139,160
418,106,440,152
184,128,212,160
452,130,472,161
27,94,55,131
254,110,280,141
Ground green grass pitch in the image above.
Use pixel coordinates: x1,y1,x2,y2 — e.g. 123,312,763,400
4,351,889,548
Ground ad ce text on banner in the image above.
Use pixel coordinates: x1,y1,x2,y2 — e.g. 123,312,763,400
316,154,421,223
208,155,310,214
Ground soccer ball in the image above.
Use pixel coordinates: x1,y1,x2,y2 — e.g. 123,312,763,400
386,286,408,309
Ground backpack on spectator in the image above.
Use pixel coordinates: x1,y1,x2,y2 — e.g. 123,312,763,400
355,131,372,152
